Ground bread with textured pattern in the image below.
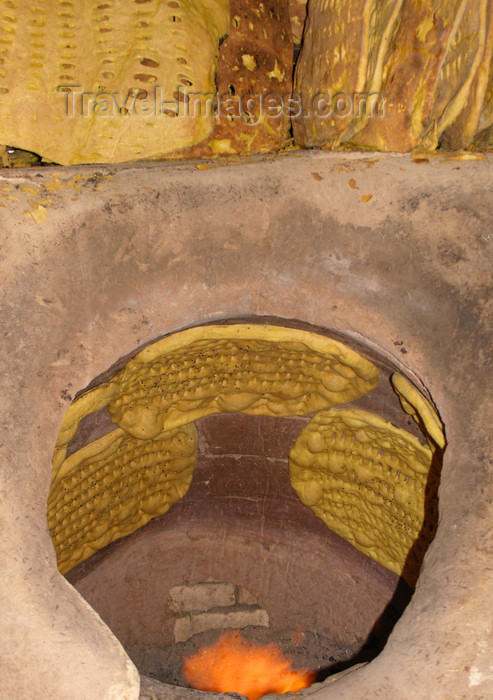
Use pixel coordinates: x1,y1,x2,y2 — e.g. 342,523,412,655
0,0,229,164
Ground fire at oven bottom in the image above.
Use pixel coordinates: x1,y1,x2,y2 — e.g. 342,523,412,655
130,623,374,698
183,629,315,699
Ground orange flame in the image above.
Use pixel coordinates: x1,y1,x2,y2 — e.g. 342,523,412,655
183,630,315,700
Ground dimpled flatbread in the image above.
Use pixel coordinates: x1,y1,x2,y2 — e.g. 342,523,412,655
289,0,307,46
160,0,293,159
0,0,229,164
293,0,493,152
439,0,493,149
293,0,402,148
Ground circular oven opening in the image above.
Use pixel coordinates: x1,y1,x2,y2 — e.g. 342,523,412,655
47,320,445,699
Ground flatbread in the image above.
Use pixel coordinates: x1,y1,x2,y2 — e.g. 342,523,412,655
290,408,438,586
293,0,402,148
160,0,293,159
0,0,229,164
293,0,493,151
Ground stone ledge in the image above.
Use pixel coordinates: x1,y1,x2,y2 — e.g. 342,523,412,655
174,609,270,643
169,582,236,614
